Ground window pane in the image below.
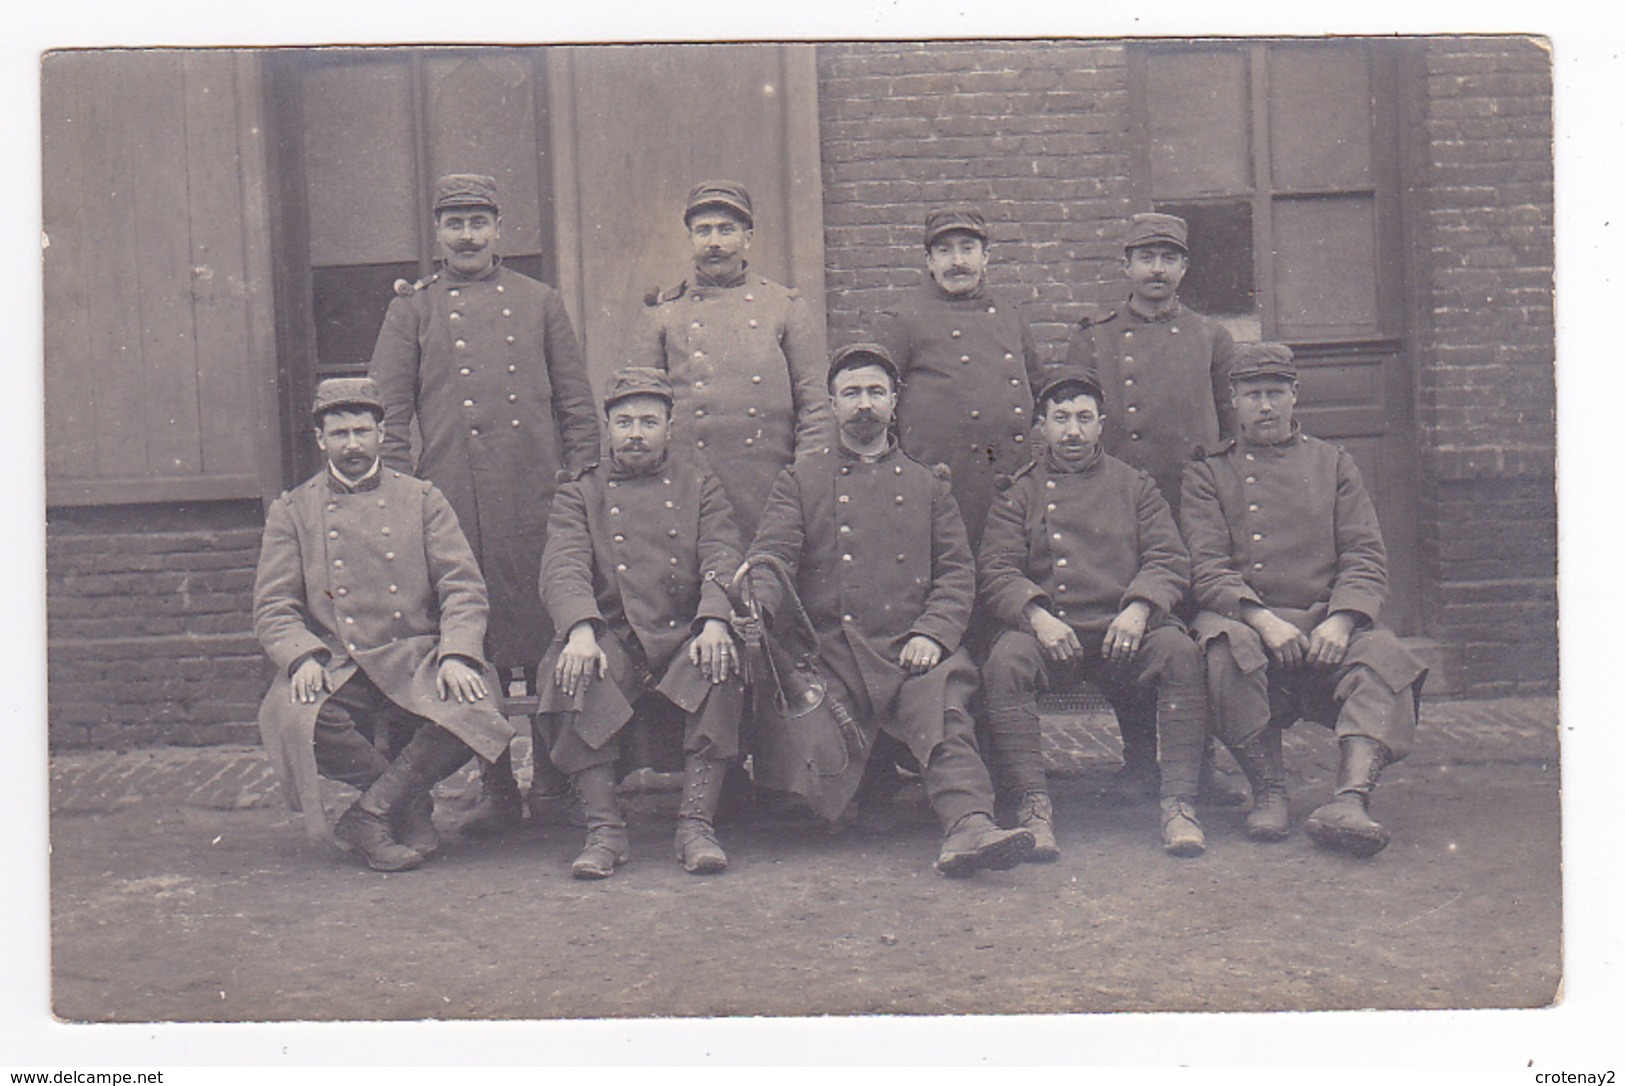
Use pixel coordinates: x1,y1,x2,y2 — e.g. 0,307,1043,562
1273,195,1379,334
1146,48,1252,197
1269,44,1373,190
424,51,545,257
1155,199,1258,341
303,58,419,267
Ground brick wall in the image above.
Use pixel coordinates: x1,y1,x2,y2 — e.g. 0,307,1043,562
47,502,270,747
1410,37,1557,694
816,40,1135,358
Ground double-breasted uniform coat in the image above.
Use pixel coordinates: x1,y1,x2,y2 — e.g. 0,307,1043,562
369,260,601,668
535,454,745,774
1180,426,1426,757
871,277,1046,551
745,442,994,824
253,468,516,838
630,266,834,544
1066,301,1236,518
976,447,1205,794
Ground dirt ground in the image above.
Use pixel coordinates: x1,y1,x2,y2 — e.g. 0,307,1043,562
48,720,1560,1024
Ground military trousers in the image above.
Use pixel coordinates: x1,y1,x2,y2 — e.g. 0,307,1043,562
1204,627,1418,761
981,625,1207,797
831,655,999,833
539,632,744,776
313,669,430,790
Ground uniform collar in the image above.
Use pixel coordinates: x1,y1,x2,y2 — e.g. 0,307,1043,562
607,450,670,480
441,255,503,283
1043,443,1104,475
693,261,749,289
1124,296,1183,324
327,458,382,493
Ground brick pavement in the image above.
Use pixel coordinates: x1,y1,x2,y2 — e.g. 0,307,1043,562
47,694,1558,816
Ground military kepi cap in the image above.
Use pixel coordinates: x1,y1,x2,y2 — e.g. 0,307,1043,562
828,342,901,388
1124,211,1188,253
312,377,385,423
924,207,989,247
1229,342,1298,383
1035,366,1106,412
603,366,675,410
685,180,754,227
433,173,499,214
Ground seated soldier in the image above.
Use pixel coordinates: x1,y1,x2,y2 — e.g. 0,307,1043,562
745,343,1034,876
979,368,1209,859
1181,343,1427,856
537,367,746,878
253,378,515,872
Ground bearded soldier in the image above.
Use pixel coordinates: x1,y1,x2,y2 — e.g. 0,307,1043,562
537,368,746,878
745,344,1034,876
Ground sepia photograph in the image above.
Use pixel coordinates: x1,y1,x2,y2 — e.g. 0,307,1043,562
8,0,1616,1073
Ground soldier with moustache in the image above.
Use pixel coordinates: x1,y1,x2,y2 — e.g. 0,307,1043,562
979,368,1209,859
869,207,1046,554
629,180,834,546
1181,344,1427,856
253,379,515,872
744,344,1035,876
1065,211,1243,808
537,368,746,878
368,173,601,836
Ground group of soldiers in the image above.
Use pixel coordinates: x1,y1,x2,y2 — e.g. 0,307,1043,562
253,172,1427,882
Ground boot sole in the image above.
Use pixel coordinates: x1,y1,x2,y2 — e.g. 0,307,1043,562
1305,819,1390,857
1246,823,1291,841
682,856,728,875
975,829,1036,871
332,835,425,873
1163,836,1207,857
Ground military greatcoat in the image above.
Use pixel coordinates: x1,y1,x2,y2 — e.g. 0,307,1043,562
253,468,516,838
535,454,745,769
629,265,834,544
978,447,1189,637
369,260,601,668
745,442,979,812
1180,427,1426,751
1066,300,1236,516
871,278,1046,550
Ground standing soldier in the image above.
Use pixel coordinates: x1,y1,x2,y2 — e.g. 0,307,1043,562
537,368,746,878
1181,344,1427,856
746,344,1034,876
629,180,834,545
870,207,1046,554
979,369,1209,859
254,379,516,872
369,173,601,835
1065,211,1241,806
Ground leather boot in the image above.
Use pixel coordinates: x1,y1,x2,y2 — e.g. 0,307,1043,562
674,754,729,874
934,813,1035,877
1014,790,1060,863
1159,797,1206,857
391,792,439,857
1197,737,1250,807
335,724,469,871
460,749,524,836
527,714,588,827
1306,737,1393,857
1233,729,1290,841
570,763,630,879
